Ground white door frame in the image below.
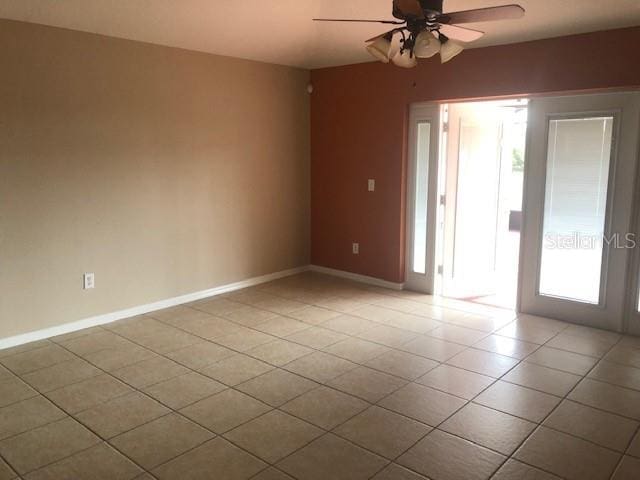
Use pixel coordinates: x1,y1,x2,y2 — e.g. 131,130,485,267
624,124,640,336
405,103,440,292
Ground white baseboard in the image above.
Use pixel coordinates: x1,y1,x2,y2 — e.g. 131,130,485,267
309,264,404,291
0,266,309,351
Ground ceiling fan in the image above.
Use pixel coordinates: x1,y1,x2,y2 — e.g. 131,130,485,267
314,0,525,68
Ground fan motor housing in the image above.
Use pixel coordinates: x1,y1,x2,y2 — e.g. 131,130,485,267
419,0,444,14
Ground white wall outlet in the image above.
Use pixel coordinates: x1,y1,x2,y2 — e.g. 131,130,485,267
368,179,375,192
352,242,359,255
83,273,95,289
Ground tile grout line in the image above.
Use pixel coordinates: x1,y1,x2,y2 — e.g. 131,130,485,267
1,286,609,396
362,321,623,480
487,331,627,480
607,337,640,480
43,301,401,478
361,339,530,479
42,317,331,478
3,315,632,466
142,298,455,477
2,327,634,437
1,275,639,479
362,322,565,478
610,424,640,480
148,304,577,436
32,342,211,479
149,282,640,477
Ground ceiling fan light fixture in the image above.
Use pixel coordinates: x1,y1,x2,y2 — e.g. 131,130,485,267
413,31,440,58
391,49,417,68
316,2,525,68
439,35,465,63
365,33,393,63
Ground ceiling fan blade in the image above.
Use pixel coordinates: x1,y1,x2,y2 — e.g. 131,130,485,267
393,0,425,19
365,28,402,43
313,18,405,24
438,4,525,24
438,24,485,42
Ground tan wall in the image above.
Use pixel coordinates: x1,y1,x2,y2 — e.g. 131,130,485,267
0,20,310,339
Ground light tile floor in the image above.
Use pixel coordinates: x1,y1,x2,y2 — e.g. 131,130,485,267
1,272,640,479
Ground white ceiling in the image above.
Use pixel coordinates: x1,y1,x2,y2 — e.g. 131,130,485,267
1,0,640,69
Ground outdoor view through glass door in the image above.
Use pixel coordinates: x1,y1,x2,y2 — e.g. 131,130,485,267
436,99,527,309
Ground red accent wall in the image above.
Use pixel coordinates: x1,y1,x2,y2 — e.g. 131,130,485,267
310,27,640,283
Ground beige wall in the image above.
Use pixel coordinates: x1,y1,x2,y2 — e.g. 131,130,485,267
0,20,310,339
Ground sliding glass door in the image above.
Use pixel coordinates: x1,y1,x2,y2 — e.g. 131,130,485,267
519,93,640,331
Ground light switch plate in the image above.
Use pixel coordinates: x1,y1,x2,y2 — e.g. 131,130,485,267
352,243,359,254
368,179,375,192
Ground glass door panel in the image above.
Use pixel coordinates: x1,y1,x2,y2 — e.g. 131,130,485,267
412,122,430,274
539,116,614,304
